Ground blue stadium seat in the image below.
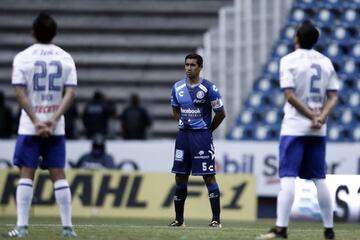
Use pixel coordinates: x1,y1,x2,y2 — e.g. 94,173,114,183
288,8,309,25
348,42,360,60
341,8,359,26
264,108,283,125
327,125,341,141
337,58,359,78
236,109,262,125
228,0,360,142
272,41,294,58
331,26,353,45
315,8,337,27
323,42,344,61
351,126,360,141
262,58,280,79
253,76,279,94
339,107,357,125
280,25,296,42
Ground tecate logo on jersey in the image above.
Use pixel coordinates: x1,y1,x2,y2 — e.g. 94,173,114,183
34,105,59,113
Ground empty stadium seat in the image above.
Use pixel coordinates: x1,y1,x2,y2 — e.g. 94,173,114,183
228,0,360,142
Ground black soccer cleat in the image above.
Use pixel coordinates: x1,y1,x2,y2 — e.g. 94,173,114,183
168,220,185,227
208,220,222,228
256,226,288,239
324,228,335,240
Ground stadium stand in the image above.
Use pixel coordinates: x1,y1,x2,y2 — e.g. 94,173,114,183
0,0,232,138
228,0,360,142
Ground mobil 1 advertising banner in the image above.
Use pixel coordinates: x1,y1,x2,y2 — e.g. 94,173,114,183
291,175,360,222
214,141,360,196
0,140,359,196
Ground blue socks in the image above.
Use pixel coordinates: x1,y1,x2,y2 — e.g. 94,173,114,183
174,183,187,223
207,183,221,222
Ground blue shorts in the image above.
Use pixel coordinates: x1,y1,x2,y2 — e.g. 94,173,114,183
279,136,326,179
172,129,216,176
13,135,66,169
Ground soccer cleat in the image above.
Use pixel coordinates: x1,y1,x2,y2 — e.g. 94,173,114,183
324,228,335,240
255,227,288,239
168,220,185,227
5,226,28,238
62,226,77,238
208,220,222,228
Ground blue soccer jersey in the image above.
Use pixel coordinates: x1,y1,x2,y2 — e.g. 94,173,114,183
171,78,223,130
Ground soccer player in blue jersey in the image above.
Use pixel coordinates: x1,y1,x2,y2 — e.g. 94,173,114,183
168,53,226,228
256,21,338,240
5,13,77,238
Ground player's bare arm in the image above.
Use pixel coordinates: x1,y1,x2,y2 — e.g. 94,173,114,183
318,91,338,123
47,86,76,133
15,86,49,137
210,108,225,132
283,89,316,120
172,107,180,121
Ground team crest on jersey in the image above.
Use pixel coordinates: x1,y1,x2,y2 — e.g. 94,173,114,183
196,91,205,99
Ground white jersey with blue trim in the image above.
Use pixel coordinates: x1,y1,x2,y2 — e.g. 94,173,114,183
280,48,339,136
12,43,77,135
171,78,223,130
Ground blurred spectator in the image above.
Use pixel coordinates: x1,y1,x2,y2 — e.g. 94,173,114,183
82,90,115,138
73,134,115,169
121,93,152,139
65,101,79,139
0,91,13,138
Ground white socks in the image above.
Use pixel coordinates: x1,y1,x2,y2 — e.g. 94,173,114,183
16,178,33,227
276,177,334,228
54,179,73,227
313,179,334,228
276,177,296,227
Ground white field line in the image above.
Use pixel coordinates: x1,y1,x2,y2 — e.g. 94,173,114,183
1,224,357,233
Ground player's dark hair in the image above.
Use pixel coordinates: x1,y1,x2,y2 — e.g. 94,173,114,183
32,12,57,43
296,20,319,49
185,53,203,67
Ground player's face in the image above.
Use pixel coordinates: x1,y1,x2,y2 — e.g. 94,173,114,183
185,58,202,79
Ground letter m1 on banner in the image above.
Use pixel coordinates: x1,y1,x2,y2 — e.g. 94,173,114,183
0,170,257,221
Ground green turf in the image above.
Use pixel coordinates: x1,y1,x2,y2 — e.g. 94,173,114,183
0,216,358,240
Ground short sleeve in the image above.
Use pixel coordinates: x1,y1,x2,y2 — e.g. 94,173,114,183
279,57,295,89
208,84,223,111
327,63,339,92
171,85,179,107
11,55,26,86
65,57,77,87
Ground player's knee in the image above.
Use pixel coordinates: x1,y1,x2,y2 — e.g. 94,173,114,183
203,174,216,185
175,174,189,184
49,168,66,182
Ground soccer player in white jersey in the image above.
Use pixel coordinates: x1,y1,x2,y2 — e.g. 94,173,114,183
5,13,77,238
257,21,338,240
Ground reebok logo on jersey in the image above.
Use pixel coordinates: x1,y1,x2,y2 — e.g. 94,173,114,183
180,108,201,114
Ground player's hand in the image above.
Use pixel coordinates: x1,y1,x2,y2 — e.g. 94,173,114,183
311,116,324,129
45,119,57,135
34,121,51,138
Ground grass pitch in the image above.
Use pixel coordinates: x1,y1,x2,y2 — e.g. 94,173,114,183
0,216,358,240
